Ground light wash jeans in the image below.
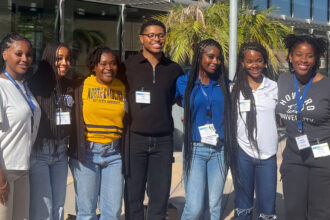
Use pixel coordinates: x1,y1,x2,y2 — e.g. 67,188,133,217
69,139,124,220
29,138,68,220
181,142,227,220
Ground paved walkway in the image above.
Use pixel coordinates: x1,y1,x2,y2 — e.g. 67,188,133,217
64,136,286,219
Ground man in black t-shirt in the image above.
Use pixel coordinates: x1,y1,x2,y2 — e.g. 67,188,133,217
123,19,183,220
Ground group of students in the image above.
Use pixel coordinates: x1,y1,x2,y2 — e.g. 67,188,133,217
0,18,329,220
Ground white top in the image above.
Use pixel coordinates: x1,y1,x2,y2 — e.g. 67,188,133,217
237,76,278,159
0,78,41,170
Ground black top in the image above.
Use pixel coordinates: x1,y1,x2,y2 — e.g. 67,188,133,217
28,61,74,147
123,52,183,134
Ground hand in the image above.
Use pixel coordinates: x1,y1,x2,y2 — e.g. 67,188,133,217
0,181,9,206
181,116,184,124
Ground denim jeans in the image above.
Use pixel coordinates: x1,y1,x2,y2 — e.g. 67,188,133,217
234,147,277,220
69,139,124,220
124,132,173,220
29,138,68,220
181,142,227,220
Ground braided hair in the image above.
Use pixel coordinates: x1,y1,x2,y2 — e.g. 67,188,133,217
231,42,269,156
0,33,32,73
284,34,327,74
183,39,238,180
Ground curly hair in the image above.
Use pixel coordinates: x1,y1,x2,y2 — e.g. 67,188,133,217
140,18,166,34
86,46,118,74
284,34,327,74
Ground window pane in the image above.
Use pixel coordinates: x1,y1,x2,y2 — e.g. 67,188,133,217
1,0,58,69
252,0,268,10
271,0,290,16
294,0,310,19
0,2,11,40
71,0,119,76
313,0,328,22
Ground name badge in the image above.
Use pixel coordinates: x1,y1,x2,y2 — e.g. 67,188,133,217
239,99,251,112
56,111,71,125
198,124,218,146
295,135,310,150
136,91,150,104
311,143,330,158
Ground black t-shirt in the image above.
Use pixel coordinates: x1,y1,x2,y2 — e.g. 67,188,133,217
123,52,183,134
276,72,330,151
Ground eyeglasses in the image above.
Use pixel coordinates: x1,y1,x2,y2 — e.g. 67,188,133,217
140,33,166,40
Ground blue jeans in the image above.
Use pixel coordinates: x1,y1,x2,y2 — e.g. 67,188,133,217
181,142,227,220
69,139,124,220
234,147,277,220
29,138,68,220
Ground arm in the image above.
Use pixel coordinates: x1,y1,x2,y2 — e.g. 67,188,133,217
0,94,9,205
173,73,186,107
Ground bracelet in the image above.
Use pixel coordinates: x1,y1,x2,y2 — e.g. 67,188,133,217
0,181,8,190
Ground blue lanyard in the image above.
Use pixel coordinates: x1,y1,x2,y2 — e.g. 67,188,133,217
198,79,213,123
294,73,315,133
54,88,61,106
3,70,35,115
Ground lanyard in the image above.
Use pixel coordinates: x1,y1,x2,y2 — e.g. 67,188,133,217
3,70,35,115
294,73,315,133
199,79,213,123
54,88,61,106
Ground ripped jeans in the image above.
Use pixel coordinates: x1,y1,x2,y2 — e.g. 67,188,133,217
234,147,277,220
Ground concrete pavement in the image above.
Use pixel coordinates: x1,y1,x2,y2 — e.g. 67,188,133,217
64,136,286,219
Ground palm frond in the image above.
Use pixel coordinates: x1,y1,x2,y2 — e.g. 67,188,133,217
153,1,291,74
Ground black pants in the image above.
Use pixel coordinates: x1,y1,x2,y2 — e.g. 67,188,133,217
280,139,330,220
124,131,173,220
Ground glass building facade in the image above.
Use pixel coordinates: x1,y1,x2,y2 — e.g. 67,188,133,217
0,0,167,75
250,0,329,22
249,0,330,74
0,0,330,75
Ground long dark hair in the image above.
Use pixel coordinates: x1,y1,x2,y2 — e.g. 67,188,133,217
0,33,32,73
284,34,327,74
231,42,269,156
183,39,238,179
28,42,72,147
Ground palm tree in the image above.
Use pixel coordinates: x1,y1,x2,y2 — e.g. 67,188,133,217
154,1,291,73
71,28,107,76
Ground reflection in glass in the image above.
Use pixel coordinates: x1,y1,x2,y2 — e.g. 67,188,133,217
252,0,267,10
72,0,119,76
271,0,290,16
294,0,310,19
0,0,58,69
313,0,328,22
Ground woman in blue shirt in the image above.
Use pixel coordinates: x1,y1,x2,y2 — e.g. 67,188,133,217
176,39,237,220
